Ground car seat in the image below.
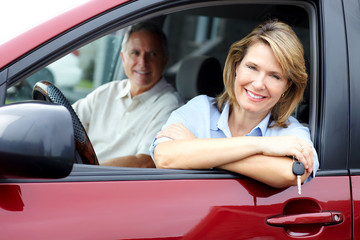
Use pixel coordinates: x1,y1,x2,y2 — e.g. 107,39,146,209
175,56,224,101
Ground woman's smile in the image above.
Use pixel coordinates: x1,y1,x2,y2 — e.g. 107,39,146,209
245,89,266,101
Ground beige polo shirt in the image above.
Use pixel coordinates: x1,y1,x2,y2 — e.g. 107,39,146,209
72,78,183,163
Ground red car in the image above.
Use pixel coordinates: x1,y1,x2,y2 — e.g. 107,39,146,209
0,0,359,239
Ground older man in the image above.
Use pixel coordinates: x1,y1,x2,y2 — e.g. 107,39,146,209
73,22,183,167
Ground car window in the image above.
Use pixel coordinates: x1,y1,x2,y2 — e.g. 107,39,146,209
6,29,126,104
6,4,313,102
5,2,316,152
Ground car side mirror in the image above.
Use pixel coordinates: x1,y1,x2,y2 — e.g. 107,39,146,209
0,101,75,179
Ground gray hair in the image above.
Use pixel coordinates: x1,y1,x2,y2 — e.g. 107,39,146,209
121,22,169,58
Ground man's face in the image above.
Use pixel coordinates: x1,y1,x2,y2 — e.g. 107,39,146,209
121,30,168,96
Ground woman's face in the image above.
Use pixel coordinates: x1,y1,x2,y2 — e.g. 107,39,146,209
234,42,290,117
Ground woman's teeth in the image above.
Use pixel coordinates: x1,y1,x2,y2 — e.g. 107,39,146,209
247,90,264,99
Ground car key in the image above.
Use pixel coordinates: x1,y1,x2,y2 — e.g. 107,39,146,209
292,160,305,195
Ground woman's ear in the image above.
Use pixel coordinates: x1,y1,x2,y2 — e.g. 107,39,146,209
235,62,240,76
286,80,293,91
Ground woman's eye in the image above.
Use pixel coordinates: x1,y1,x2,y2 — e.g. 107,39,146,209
247,65,256,70
271,74,281,80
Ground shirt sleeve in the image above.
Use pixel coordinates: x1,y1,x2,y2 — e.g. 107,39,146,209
149,109,185,160
149,95,211,159
72,92,95,131
137,103,182,156
72,83,112,132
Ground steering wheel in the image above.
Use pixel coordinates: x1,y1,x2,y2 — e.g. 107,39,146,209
33,80,99,165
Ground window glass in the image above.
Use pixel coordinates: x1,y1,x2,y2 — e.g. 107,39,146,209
6,3,313,125
163,5,311,94
6,29,125,104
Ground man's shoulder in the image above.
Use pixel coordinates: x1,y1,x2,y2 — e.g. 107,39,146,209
153,81,184,106
91,79,129,97
101,79,129,90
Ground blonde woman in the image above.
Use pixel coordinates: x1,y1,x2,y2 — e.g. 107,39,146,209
150,20,319,188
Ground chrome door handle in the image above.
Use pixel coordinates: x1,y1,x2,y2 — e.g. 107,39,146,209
267,211,343,226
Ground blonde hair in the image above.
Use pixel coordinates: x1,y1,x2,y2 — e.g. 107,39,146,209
216,20,308,128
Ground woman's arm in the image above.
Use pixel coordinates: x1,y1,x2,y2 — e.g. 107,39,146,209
154,123,314,178
219,155,311,188
155,137,265,169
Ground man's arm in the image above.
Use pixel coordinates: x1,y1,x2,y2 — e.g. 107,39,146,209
100,154,155,168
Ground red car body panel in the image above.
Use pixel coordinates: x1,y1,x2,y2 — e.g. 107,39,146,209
0,0,129,69
351,176,360,239
0,176,351,239
0,0,358,238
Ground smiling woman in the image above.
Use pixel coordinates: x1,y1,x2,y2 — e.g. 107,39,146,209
1,0,358,238
152,20,319,188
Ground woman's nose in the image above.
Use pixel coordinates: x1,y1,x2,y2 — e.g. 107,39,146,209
252,74,266,90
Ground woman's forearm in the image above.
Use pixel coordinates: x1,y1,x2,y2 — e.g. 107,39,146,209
154,137,263,169
154,131,314,174
219,155,311,188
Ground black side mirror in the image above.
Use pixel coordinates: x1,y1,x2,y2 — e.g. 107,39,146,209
0,101,75,179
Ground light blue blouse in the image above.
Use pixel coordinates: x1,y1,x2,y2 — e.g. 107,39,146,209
150,95,319,181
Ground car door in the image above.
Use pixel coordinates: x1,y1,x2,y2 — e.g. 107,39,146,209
0,0,354,239
344,0,360,238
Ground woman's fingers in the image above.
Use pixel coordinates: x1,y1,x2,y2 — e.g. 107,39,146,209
156,123,196,140
262,136,314,172
294,141,313,172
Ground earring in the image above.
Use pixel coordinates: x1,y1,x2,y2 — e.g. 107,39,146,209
281,93,285,98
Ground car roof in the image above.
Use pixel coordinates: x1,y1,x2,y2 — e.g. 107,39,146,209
0,0,130,69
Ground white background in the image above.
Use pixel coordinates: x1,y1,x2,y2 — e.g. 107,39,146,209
0,0,90,45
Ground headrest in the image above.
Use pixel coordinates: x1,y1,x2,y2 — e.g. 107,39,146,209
176,56,223,101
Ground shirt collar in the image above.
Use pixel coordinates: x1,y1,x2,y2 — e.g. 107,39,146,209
215,102,232,137
118,79,131,99
246,112,271,136
214,101,271,137
118,77,167,102
135,77,167,103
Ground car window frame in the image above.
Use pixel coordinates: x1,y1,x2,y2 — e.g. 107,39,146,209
0,0,338,182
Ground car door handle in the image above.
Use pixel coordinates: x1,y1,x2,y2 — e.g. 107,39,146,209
267,211,343,226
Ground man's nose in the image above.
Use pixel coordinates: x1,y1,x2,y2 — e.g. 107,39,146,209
138,53,149,65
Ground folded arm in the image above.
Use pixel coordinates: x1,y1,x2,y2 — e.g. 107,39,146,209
153,123,314,188
219,155,311,188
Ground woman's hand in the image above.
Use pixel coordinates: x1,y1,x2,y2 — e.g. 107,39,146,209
260,136,314,173
156,123,196,140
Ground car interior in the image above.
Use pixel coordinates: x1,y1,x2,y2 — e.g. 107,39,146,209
5,2,317,169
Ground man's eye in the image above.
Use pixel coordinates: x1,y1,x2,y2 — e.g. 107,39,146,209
130,50,140,56
149,52,157,57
